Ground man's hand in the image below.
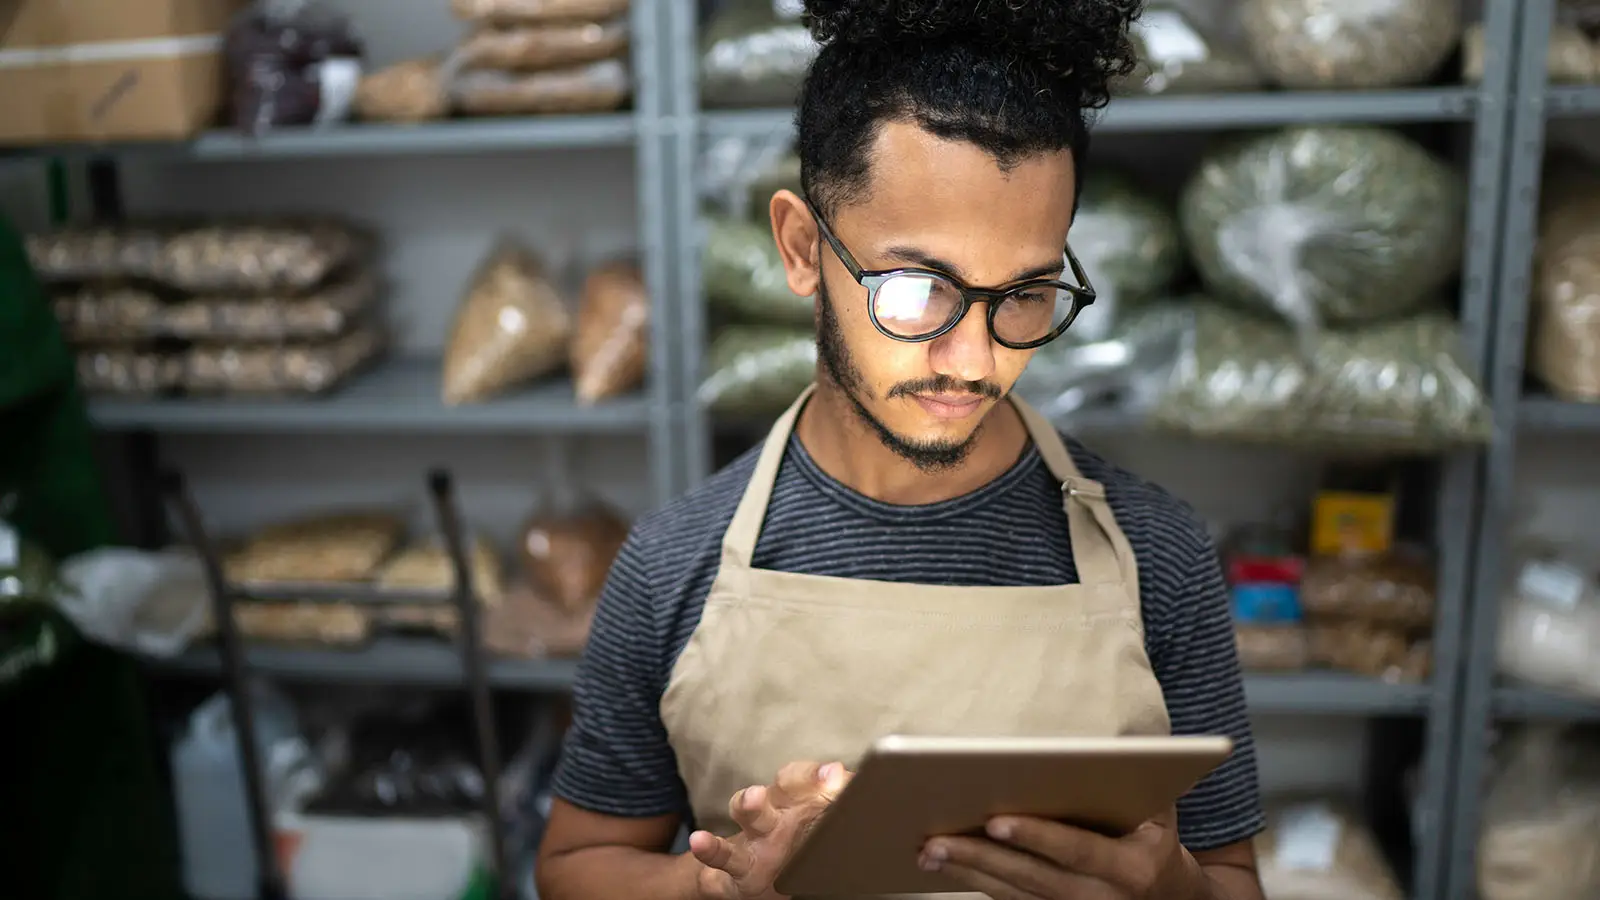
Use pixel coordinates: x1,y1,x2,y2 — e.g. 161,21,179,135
918,810,1212,900
687,761,853,900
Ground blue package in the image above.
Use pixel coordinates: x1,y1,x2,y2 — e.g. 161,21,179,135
1231,582,1302,624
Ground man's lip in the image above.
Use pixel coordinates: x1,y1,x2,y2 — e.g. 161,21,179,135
912,392,986,418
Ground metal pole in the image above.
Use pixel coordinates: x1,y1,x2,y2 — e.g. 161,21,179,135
162,471,288,900
425,470,512,899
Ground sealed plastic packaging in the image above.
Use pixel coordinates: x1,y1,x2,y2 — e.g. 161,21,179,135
225,0,366,134
76,348,185,396
1135,302,1491,451
53,286,166,342
1308,624,1431,683
1300,552,1435,630
1240,0,1461,90
1180,127,1464,337
1531,175,1600,401
27,226,167,284
181,323,384,395
457,19,629,71
1055,171,1185,342
1464,22,1597,85
451,0,630,27
355,58,449,123
704,217,814,326
571,261,650,404
518,504,629,614
698,326,817,416
484,580,594,658
230,602,371,645
165,270,381,342
1235,626,1311,671
442,241,573,405
225,511,406,585
1113,5,1261,96
1479,725,1600,900
1497,559,1600,701
374,537,506,634
1255,800,1406,900
700,0,819,108
450,59,630,115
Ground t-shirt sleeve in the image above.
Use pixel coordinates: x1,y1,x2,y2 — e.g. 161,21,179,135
549,521,688,818
1146,511,1266,852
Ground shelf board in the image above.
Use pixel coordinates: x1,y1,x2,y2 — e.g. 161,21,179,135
1242,671,1433,716
4,115,637,161
1517,394,1600,432
1493,685,1600,721
89,358,653,435
148,636,580,691
701,88,1478,141
1546,86,1600,118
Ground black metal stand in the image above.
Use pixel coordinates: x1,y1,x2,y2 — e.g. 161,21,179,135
161,468,513,900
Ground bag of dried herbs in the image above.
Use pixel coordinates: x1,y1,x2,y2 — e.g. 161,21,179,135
703,216,814,327
1059,170,1185,342
697,325,816,416
1241,0,1461,90
1180,126,1464,338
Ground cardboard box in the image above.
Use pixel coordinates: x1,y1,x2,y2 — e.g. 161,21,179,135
0,0,244,145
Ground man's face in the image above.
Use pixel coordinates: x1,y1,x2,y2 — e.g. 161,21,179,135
793,121,1078,471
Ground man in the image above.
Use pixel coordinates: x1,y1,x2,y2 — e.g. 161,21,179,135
537,1,1266,898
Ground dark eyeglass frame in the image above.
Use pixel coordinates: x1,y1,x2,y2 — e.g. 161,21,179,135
808,202,1097,350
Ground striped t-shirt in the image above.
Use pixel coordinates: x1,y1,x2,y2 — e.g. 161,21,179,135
552,431,1265,852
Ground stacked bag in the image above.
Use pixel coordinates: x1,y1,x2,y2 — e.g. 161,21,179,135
1527,160,1600,403
30,220,387,398
357,0,633,124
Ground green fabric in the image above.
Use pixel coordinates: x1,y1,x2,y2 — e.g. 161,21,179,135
0,210,184,900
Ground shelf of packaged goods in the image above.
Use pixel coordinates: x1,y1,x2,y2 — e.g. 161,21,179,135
1,115,638,161
149,636,580,691
700,88,1478,142
88,358,654,435
1242,671,1433,716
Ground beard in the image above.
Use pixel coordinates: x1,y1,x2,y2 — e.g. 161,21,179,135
815,279,996,474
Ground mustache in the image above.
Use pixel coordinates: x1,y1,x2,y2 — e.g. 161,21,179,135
887,376,1003,401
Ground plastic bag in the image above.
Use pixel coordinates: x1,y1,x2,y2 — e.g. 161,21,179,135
451,0,630,27
230,602,371,645
1464,22,1597,85
1240,0,1461,90
25,225,165,284
571,261,650,404
1059,171,1185,342
704,217,813,326
1113,5,1262,96
1308,624,1431,683
1498,559,1600,700
484,580,594,658
1532,176,1600,401
457,19,629,72
698,326,817,416
54,547,210,658
181,323,385,396
355,57,449,123
518,505,629,614
225,0,365,134
1255,800,1405,900
374,537,506,634
1138,302,1490,451
700,0,819,108
450,59,630,115
442,241,573,405
225,511,406,585
1479,725,1600,900
1235,625,1310,671
169,270,380,342
1300,552,1435,630
76,348,185,397
1180,126,1464,336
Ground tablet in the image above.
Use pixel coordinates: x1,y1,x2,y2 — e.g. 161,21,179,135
773,734,1234,897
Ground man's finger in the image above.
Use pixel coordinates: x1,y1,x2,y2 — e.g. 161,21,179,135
688,830,756,879
695,862,737,900
985,816,1124,877
729,784,781,836
931,861,1048,900
926,835,1077,899
771,761,825,807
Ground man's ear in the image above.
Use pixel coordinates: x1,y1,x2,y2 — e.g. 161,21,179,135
769,189,821,300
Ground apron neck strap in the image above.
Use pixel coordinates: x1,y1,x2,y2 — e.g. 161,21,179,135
1011,395,1132,589
722,384,815,567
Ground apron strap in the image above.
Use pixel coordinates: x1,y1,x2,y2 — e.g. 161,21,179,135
721,385,815,568
1011,396,1136,591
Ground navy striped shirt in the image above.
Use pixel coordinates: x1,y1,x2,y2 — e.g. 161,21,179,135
553,431,1265,852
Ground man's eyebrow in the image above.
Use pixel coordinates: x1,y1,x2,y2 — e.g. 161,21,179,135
880,244,1065,286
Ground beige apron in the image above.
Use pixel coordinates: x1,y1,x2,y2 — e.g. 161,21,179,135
660,386,1172,899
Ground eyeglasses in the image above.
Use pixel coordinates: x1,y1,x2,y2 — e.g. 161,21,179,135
809,202,1096,350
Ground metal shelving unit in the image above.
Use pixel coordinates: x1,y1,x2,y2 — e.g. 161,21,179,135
668,5,1518,899
1448,2,1600,897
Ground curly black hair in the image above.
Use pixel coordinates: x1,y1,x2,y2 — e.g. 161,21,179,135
797,0,1144,218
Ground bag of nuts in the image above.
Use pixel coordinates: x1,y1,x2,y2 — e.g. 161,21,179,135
457,18,629,72
181,322,385,396
571,260,649,403
442,240,573,405
152,220,367,295
518,503,629,614
450,59,630,116
355,57,450,123
450,0,630,27
1300,551,1436,630
54,285,168,343
76,347,185,396
226,511,407,585
165,269,382,342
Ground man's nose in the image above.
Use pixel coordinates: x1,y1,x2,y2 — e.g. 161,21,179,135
928,303,997,384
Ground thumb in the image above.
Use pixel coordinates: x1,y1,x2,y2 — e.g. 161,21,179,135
817,761,852,802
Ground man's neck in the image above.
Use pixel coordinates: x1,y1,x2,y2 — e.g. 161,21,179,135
794,383,1031,506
